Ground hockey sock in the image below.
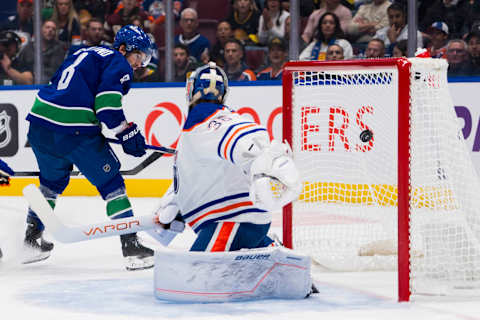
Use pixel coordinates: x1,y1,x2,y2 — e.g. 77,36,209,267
27,185,58,231
105,188,134,220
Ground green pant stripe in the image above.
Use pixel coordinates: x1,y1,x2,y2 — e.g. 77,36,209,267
106,196,132,217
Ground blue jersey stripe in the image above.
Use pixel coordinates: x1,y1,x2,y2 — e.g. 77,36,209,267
193,208,268,231
183,192,250,219
217,121,253,159
229,128,267,164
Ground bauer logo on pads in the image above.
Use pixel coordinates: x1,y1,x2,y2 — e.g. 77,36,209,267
0,104,18,157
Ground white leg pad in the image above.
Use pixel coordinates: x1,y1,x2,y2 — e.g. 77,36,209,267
153,246,312,302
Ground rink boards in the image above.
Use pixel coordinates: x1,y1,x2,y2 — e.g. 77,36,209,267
1,80,480,196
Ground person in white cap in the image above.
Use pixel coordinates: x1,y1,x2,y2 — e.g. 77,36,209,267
427,21,449,58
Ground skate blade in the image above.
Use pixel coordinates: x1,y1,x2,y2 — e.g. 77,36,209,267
22,251,51,264
125,256,154,271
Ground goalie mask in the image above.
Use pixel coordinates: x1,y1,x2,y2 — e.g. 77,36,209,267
186,62,228,106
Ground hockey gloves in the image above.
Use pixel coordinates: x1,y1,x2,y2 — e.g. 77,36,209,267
249,140,302,211
115,122,146,157
0,159,14,186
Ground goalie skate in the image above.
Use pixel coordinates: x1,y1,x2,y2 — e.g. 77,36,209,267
120,233,154,271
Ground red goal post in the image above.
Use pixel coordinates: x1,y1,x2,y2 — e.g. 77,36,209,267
282,58,480,302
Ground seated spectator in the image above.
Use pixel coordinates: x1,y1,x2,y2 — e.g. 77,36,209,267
446,39,473,76
211,21,234,68
223,38,256,81
175,8,210,65
299,12,353,61
67,18,111,56
227,0,261,45
47,0,81,47
420,0,465,39
73,0,108,20
374,3,423,55
0,0,34,38
0,30,33,85
172,43,199,82
466,30,480,71
458,1,480,37
256,36,288,80
19,20,64,84
365,38,385,58
106,0,151,41
426,21,449,59
346,0,390,43
392,39,407,57
257,0,290,45
301,0,353,44
326,43,344,60
143,0,183,20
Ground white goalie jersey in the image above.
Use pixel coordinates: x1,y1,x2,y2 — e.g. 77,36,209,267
163,102,272,233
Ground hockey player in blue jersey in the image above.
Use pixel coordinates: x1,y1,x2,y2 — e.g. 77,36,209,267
24,25,155,270
154,62,302,252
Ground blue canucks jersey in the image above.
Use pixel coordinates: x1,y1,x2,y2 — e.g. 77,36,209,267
27,46,133,134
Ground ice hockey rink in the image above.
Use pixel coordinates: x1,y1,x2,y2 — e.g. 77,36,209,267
0,195,479,320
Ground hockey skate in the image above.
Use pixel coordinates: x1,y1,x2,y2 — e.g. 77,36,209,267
120,233,154,271
23,219,54,264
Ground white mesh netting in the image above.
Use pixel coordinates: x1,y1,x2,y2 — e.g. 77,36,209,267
288,58,480,296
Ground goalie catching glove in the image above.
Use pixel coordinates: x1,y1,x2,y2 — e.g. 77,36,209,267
249,140,302,211
0,159,14,186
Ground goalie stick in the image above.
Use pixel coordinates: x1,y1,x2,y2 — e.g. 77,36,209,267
22,184,180,246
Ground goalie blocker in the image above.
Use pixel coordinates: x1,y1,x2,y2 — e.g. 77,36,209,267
154,246,312,302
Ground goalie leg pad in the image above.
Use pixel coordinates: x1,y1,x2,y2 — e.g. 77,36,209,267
154,246,312,302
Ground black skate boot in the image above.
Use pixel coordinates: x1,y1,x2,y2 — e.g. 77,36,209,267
120,233,154,271
23,217,54,264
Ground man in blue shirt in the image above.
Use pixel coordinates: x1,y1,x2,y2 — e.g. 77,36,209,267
174,8,210,64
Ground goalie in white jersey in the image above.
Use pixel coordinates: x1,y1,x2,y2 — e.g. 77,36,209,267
155,62,302,252
152,62,314,302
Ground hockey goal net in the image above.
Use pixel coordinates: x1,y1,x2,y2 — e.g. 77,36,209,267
282,58,480,301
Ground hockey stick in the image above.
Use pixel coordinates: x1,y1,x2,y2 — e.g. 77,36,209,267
14,147,166,177
22,184,179,246
105,138,176,155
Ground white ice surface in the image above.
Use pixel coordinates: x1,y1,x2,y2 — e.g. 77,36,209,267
1,196,479,320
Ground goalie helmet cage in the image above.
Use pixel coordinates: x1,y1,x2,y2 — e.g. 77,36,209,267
282,58,480,302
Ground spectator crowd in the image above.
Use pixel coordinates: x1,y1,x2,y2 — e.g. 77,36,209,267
2,0,480,86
